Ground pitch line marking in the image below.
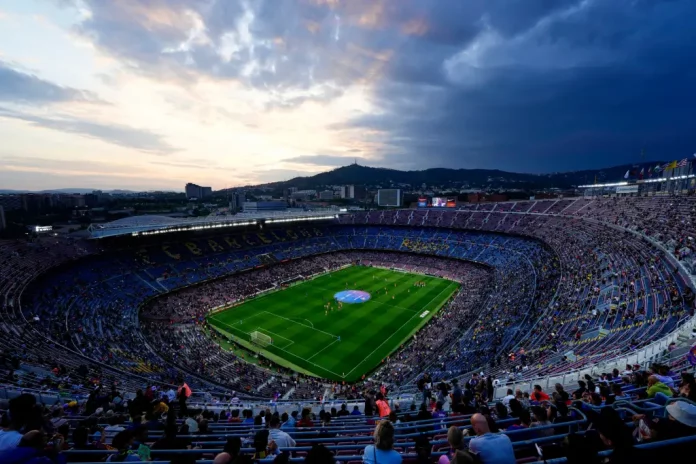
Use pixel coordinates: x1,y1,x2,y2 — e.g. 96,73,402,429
254,327,295,350
211,317,342,378
342,281,458,379
306,337,341,362
262,311,338,339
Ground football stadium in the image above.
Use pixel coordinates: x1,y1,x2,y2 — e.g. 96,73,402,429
1,195,696,463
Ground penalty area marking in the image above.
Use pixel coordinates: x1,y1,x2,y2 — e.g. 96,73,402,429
211,316,342,379
306,337,341,362
254,327,295,350
262,311,338,339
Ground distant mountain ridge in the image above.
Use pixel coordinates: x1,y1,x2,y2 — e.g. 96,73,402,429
250,162,660,191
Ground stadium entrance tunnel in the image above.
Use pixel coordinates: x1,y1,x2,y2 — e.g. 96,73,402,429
334,290,372,304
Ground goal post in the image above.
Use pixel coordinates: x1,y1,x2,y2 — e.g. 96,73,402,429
250,331,273,347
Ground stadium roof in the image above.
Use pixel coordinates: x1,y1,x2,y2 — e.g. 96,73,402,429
88,209,344,239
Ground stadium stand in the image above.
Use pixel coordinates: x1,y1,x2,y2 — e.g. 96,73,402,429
0,195,694,463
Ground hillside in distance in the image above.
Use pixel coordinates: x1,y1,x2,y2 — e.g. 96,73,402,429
253,162,655,191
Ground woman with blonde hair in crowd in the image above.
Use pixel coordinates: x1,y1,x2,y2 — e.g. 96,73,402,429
363,420,402,464
438,426,467,464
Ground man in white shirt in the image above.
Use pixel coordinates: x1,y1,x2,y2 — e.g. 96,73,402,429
501,389,515,408
268,416,296,453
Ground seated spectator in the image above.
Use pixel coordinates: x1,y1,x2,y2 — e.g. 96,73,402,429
678,373,696,401
634,401,696,440
507,409,532,432
507,399,523,418
387,412,401,426
611,384,628,400
1,430,66,464
468,413,515,464
305,444,335,464
416,404,432,421
150,424,190,461
530,406,554,438
241,410,254,425
252,430,270,460
0,394,36,451
351,406,362,416
493,403,509,421
281,412,297,429
552,384,569,403
438,426,465,464
297,409,314,427
268,416,295,453
572,381,587,400
450,450,477,464
69,426,107,463
227,409,242,424
653,365,675,388
592,408,636,463
131,426,150,461
185,411,199,433
337,404,350,417
107,430,142,462
213,437,241,464
432,401,447,424
363,420,402,464
646,375,673,400
530,385,550,402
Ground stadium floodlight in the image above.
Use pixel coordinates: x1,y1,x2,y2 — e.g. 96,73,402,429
250,331,273,347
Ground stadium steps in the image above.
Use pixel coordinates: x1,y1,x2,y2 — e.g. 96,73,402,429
281,387,296,400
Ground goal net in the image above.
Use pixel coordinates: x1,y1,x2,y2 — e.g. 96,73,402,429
250,331,273,347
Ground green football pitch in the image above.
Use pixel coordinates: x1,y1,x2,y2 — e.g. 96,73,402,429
206,265,459,382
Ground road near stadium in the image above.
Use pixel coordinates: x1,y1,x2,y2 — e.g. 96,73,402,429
206,265,459,382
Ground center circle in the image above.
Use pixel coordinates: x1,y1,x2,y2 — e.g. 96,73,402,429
334,290,372,304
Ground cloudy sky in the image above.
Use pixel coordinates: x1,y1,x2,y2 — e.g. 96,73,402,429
0,0,694,191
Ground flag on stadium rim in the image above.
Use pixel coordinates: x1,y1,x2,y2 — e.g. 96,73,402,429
677,158,688,167
666,160,678,170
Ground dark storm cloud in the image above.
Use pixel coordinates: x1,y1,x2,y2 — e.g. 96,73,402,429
341,0,696,171
61,0,696,171
0,60,99,103
0,107,178,155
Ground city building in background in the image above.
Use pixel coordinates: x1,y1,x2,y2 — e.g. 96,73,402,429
377,189,402,207
319,190,334,200
185,183,213,200
242,201,288,212
228,190,243,212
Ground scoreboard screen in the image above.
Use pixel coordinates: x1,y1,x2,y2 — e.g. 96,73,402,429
418,197,428,207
